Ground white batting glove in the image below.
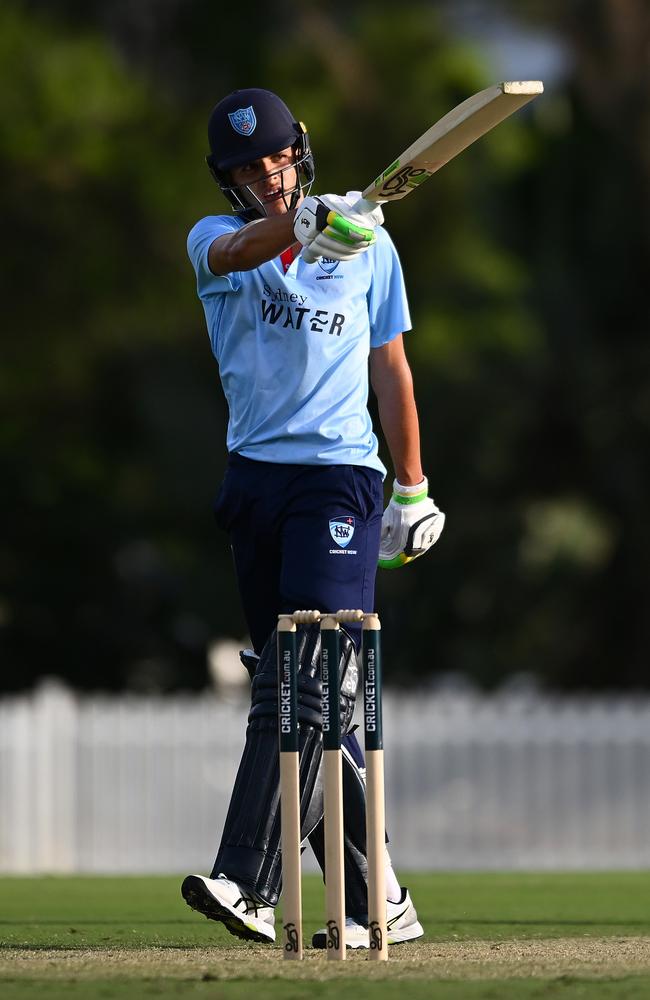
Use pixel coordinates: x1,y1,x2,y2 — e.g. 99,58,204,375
378,477,445,570
304,231,370,262
318,192,384,229
294,192,383,263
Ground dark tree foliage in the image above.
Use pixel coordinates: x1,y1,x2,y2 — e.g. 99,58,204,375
1,0,647,691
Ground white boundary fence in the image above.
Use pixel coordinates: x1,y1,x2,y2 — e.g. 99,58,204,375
2,682,650,873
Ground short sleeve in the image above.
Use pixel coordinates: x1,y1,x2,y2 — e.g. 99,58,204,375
366,228,412,348
187,215,244,298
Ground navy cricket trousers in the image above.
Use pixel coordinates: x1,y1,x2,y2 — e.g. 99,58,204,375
213,453,384,654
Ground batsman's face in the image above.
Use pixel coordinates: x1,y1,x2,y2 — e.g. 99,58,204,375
231,147,300,216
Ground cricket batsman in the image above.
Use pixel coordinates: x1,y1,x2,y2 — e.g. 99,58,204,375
181,88,444,948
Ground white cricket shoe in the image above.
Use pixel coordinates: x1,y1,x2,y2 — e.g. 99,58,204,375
181,873,275,944
311,888,423,949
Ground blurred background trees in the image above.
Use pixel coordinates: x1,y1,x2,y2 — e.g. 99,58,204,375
1,0,647,692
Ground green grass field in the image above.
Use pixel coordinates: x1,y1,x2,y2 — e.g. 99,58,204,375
2,873,650,999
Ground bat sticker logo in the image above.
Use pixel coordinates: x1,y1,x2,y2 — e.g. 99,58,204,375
228,106,257,136
380,165,431,197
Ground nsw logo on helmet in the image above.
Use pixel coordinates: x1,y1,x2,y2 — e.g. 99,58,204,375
228,106,257,136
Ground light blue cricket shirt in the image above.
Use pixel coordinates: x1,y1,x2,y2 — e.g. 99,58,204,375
187,211,411,476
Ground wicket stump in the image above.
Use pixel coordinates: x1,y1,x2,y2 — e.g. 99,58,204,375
277,609,388,961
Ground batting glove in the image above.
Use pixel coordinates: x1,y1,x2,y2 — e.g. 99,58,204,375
318,192,384,229
294,192,383,263
378,477,445,570
303,231,369,262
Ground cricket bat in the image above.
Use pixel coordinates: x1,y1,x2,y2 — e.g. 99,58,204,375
302,81,543,262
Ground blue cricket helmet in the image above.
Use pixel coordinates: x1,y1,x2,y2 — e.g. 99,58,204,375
206,88,315,216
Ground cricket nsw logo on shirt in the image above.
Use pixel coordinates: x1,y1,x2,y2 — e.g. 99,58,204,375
329,516,357,555
228,106,257,136
317,257,343,281
318,258,339,274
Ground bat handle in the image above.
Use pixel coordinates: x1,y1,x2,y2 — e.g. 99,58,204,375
353,196,385,214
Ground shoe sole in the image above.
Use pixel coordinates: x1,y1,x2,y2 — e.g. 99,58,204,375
312,922,424,950
181,875,274,944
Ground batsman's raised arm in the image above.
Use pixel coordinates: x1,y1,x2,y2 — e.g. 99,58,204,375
208,212,298,274
208,192,382,274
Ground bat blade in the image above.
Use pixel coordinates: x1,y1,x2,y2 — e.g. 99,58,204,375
362,81,543,204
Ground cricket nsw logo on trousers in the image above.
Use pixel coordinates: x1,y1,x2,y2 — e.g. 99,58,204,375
329,517,357,555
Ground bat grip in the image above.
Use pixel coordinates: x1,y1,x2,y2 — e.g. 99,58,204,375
352,197,382,214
